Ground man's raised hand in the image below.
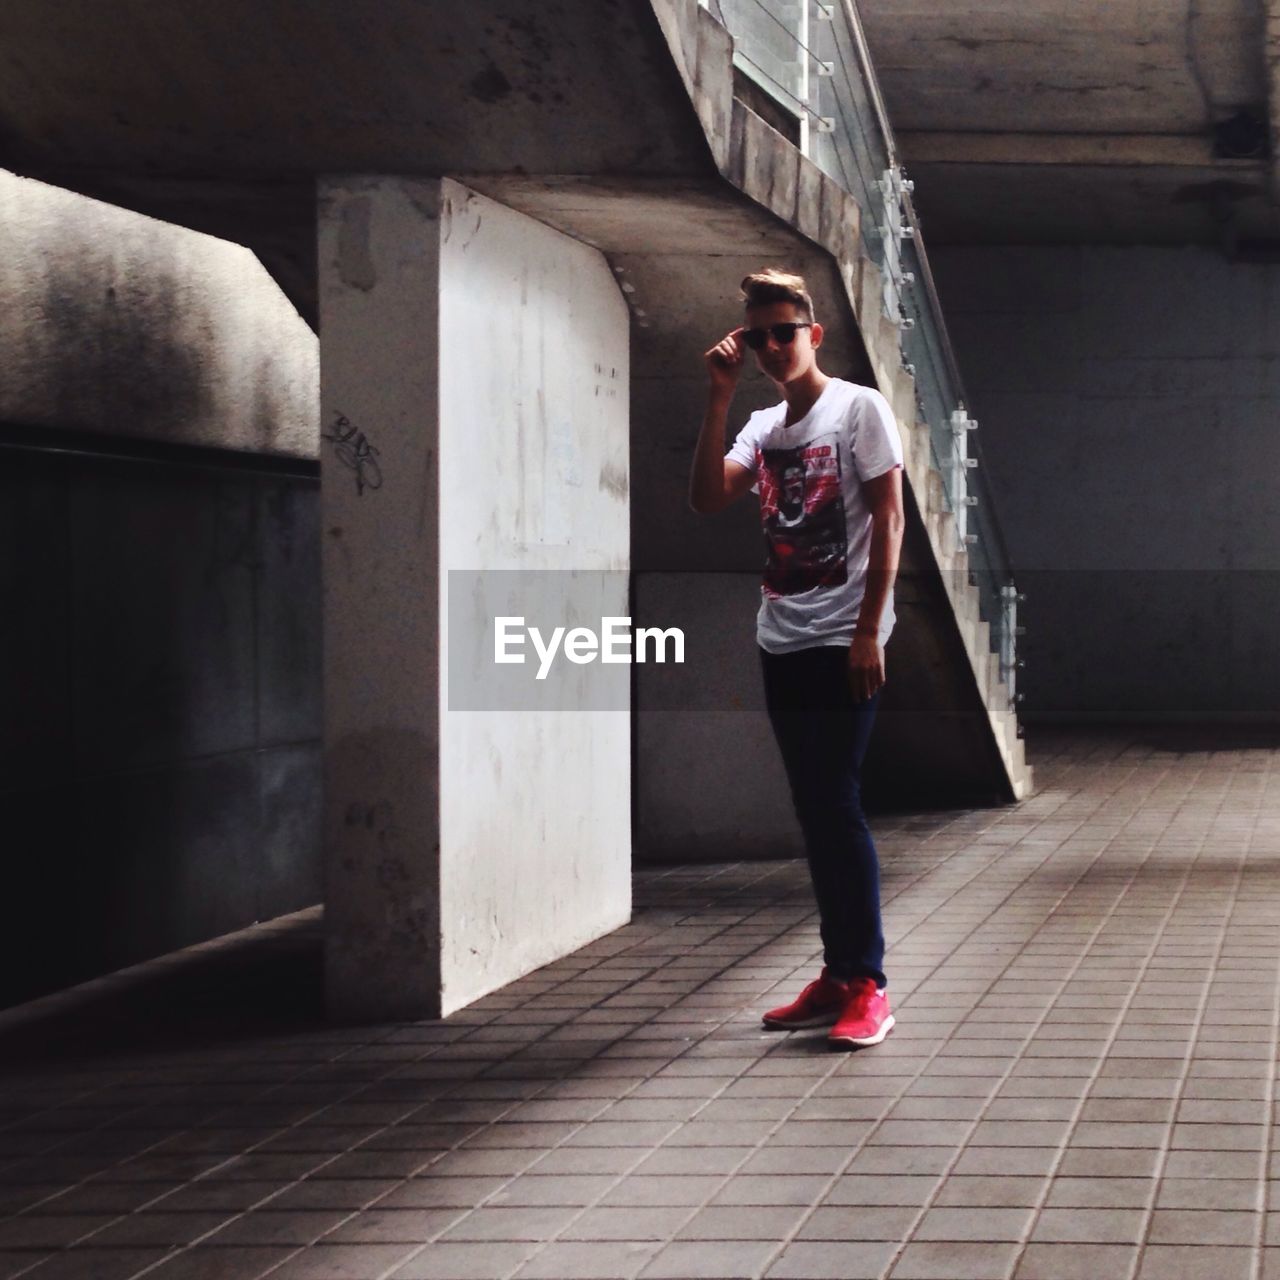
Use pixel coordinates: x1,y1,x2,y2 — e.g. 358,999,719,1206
704,327,745,396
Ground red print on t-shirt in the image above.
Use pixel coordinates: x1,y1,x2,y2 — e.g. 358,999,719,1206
756,433,848,598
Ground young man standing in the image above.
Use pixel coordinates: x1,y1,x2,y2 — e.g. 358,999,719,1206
689,269,905,1049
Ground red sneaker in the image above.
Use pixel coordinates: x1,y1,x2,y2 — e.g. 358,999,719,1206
828,978,894,1049
761,968,852,1029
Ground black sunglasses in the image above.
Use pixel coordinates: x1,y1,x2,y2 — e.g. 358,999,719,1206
741,322,812,350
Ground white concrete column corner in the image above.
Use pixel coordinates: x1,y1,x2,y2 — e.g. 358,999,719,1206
317,175,632,1022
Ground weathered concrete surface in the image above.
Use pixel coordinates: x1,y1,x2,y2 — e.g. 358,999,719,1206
435,182,632,1014
319,177,631,1020
0,4,707,176
1267,0,1280,197
1,450,323,1012
0,168,317,455
318,176,444,1022
863,0,1264,135
934,242,1280,724
3,0,1276,264
1,167,324,1012
859,0,1278,246
0,1,715,325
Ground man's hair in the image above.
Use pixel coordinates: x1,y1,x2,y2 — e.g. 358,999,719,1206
740,268,814,324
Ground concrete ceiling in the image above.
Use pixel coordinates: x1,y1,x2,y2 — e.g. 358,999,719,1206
0,2,707,178
0,0,713,322
5,0,1277,296
859,0,1280,248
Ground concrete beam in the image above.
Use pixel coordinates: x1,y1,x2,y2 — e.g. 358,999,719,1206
897,131,1247,169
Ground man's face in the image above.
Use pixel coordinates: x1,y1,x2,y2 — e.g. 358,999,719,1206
743,300,822,386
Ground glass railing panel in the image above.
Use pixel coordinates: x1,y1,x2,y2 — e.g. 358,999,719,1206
721,0,810,110
807,11,892,268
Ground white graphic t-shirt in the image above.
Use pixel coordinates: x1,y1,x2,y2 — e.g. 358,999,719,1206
725,377,904,654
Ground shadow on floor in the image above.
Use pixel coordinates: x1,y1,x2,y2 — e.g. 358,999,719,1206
0,913,326,1069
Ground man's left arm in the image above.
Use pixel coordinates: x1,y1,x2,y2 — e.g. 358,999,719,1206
848,466,906,702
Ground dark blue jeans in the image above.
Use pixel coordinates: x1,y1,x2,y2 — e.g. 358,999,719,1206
759,643,887,989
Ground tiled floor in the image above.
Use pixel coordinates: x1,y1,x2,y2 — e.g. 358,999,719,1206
3,727,1280,1280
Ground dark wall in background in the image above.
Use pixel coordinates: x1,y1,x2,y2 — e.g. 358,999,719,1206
1,434,322,1009
931,245,1280,724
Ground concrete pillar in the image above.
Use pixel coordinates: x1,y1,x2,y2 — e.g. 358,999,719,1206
318,176,632,1021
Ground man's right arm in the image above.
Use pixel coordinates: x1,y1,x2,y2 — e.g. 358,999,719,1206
689,329,756,515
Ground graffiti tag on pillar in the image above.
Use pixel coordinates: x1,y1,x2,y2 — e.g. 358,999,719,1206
322,412,383,495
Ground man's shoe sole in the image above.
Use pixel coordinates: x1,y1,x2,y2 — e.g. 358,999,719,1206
761,1009,845,1030
828,1013,895,1049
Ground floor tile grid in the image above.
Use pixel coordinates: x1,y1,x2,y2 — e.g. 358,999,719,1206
0,873,806,1181
624,838,980,1011
0,757,1111,1280
246,921,834,1277
518,861,860,1006
577,825,1049,1069
754,793,1085,1019
0,867,867,1280
309,836,1040,1279
4,998,621,1262
0,1008,441,1147
204,784,1095,1278
1,1019,491,1279
0,1084,137,1189
498,852,940,1027
667,790,1093,1065
0,1031,424,1181
697,837,1029,1037
493,786,1129,1279
0,1003,675,1274
0,1060,279,1139
1119,783,1279,1280
1005,774,1249,1280
0,1042,404,1192
757,760,1203,1279
463,814,1028,1078
769,762,1247,1266
1255,875,1280,1280
5,742,1274,1280
641,796,1039,916
850,774,1104,1050
743,810,1094,1052
657,809,1091,1028
0,1008,509,1177
913,771,1274,1271
113,911,832,1280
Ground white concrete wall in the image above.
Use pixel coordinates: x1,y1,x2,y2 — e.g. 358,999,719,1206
0,168,317,455
319,176,631,1020
437,181,631,1012
932,245,1280,722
